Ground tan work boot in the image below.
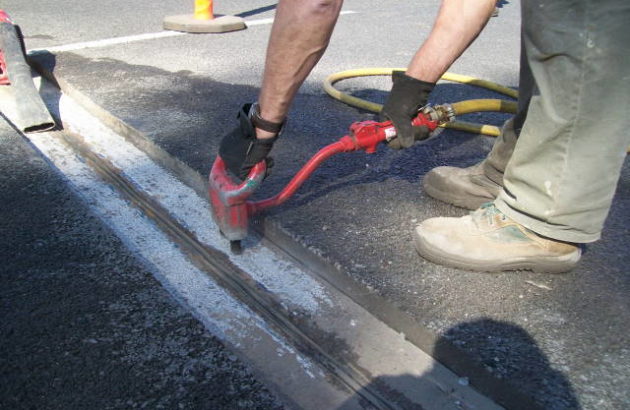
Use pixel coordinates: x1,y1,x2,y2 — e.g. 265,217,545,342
413,203,581,273
422,161,502,210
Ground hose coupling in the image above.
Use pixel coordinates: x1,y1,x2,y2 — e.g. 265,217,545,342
422,104,455,125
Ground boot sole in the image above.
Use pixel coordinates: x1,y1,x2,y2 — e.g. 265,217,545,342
422,182,493,211
413,232,580,274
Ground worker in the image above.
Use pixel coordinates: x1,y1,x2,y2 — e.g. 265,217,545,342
218,0,630,273
416,0,630,273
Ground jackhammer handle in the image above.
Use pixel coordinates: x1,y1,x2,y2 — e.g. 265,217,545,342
247,112,441,213
247,140,348,214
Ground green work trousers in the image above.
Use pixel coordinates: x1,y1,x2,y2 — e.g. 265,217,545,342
489,0,630,243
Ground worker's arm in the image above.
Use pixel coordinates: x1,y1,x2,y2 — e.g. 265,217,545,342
406,0,496,82
382,0,496,148
256,0,344,140
218,0,343,180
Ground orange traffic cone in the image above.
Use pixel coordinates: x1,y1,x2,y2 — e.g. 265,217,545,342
163,0,246,33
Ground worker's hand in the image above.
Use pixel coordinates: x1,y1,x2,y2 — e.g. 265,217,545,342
219,103,282,181
380,71,435,149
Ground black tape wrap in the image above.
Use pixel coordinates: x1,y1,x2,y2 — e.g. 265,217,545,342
219,103,284,181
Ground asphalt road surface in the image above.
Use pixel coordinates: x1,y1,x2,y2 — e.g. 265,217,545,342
2,1,628,409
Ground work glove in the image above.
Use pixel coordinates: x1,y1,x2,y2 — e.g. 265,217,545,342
219,103,284,181
380,71,435,149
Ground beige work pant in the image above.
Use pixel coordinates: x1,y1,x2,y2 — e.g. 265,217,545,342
489,0,630,243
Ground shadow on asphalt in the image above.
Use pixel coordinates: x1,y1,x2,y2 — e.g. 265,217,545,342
235,3,277,19
343,319,580,410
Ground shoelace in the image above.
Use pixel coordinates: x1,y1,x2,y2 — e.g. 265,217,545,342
478,202,507,226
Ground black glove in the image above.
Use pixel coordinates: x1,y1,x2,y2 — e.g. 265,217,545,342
380,71,435,149
219,103,284,181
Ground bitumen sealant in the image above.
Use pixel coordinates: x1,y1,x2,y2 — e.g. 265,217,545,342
5,0,630,408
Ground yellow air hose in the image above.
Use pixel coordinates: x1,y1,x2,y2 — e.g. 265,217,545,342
324,68,629,153
323,67,518,137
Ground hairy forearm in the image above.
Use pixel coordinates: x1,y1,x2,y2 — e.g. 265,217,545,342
258,0,343,128
406,0,496,82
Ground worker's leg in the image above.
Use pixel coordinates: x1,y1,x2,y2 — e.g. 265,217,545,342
421,117,518,209
495,0,630,243
422,38,534,210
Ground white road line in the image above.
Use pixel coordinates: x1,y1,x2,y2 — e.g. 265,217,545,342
28,30,187,54
27,10,358,54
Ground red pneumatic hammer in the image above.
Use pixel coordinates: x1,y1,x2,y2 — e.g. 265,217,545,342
209,107,443,253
